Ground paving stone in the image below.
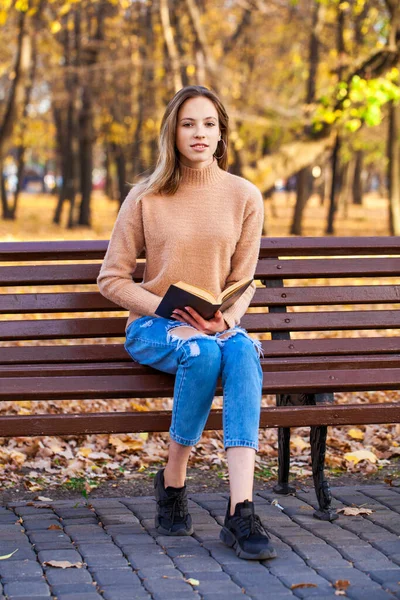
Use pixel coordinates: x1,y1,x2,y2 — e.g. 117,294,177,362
84,555,130,568
92,569,142,586
316,567,380,587
28,531,71,543
101,589,151,600
136,566,183,580
78,544,124,557
0,560,44,581
3,580,50,596
127,552,175,570
369,569,400,584
200,594,251,600
143,578,196,594
5,597,51,600
61,517,99,526
37,548,84,564
46,566,94,585
33,541,75,551
173,556,223,572
345,587,396,600
50,583,98,595
55,594,104,600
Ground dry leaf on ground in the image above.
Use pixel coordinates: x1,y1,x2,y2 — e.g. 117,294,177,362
337,506,373,516
43,560,84,568
290,583,318,589
334,579,350,590
344,450,378,465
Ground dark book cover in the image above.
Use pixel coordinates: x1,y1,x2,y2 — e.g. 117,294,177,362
155,279,253,320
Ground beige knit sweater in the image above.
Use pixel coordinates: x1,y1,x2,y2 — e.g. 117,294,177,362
97,157,264,331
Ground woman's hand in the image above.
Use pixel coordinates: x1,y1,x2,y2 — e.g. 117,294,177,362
171,307,229,334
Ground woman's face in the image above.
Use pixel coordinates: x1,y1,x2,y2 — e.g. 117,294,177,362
175,96,221,168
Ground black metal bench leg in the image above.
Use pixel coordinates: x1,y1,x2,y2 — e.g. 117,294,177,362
273,426,296,495
310,424,338,521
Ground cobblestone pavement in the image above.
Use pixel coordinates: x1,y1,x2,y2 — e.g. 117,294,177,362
0,484,399,600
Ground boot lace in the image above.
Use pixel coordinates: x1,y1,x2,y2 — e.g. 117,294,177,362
234,513,269,539
160,491,187,523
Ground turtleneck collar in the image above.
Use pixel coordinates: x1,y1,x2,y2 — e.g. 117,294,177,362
178,156,227,187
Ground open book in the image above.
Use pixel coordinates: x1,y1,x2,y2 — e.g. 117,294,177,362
155,277,253,320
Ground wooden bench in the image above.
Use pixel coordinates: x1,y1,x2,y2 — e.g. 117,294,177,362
1,237,400,521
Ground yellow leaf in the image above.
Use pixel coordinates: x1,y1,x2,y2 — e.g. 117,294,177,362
0,549,18,560
139,433,148,441
51,21,61,34
344,450,377,465
185,578,200,586
78,448,93,458
290,436,309,451
18,401,31,408
130,401,149,412
348,428,364,440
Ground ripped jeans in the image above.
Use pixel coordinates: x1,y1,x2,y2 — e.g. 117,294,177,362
124,316,264,451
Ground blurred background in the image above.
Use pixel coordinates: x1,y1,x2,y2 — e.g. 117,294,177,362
0,0,399,240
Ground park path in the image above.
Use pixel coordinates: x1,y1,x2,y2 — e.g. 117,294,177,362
0,483,400,599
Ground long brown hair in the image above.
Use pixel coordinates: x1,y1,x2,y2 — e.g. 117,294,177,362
133,85,229,203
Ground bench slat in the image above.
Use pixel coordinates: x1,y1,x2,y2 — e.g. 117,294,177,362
1,311,400,341
1,354,399,377
2,258,400,286
1,368,400,399
1,338,400,364
1,285,400,314
1,237,400,261
0,403,398,437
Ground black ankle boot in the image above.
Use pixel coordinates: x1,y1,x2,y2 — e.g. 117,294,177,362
154,468,193,536
220,498,277,560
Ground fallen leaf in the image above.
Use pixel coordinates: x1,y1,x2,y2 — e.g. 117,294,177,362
185,578,200,586
344,450,377,465
337,506,373,516
290,436,309,451
43,560,84,568
334,579,350,590
0,550,18,560
48,524,62,530
35,496,53,502
291,583,318,589
347,428,364,440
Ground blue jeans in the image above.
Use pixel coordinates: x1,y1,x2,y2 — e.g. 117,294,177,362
124,316,264,451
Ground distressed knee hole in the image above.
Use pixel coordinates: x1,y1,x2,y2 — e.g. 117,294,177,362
218,330,238,340
169,326,208,340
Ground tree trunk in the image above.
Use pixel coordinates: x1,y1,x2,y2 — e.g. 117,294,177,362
160,0,182,92
288,0,322,235
0,10,31,159
0,162,12,220
352,150,364,205
78,85,93,226
325,3,345,235
388,100,400,234
291,168,313,235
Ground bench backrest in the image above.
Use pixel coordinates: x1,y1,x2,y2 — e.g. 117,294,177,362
1,237,400,365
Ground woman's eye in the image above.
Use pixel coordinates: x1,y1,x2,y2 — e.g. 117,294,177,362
182,122,215,127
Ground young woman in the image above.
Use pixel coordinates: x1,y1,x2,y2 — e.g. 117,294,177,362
97,85,276,561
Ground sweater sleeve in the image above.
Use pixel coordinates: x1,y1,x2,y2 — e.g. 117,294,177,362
97,187,163,316
221,187,264,329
